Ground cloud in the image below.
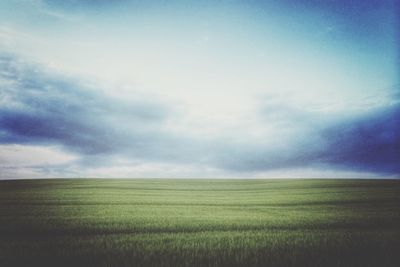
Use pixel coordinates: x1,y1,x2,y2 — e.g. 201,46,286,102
212,95,400,177
0,53,169,156
0,144,76,167
320,104,400,174
0,53,223,175
1,52,399,178
0,144,77,179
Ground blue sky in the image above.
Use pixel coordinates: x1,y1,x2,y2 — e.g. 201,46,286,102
0,0,398,178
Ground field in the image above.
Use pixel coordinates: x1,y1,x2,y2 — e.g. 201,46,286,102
0,179,399,267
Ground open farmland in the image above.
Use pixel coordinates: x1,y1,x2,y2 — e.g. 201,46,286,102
0,179,399,267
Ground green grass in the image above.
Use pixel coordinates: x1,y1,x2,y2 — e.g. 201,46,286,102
1,179,399,266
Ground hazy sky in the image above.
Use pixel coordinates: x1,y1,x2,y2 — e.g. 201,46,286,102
0,0,399,178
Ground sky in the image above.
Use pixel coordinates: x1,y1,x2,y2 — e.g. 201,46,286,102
0,0,399,179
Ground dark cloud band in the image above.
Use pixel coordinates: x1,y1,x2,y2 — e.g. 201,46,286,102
1,53,399,177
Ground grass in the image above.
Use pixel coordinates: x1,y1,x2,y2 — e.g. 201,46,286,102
0,179,399,266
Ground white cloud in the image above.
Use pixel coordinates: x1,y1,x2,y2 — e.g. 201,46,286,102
80,162,228,179
0,144,78,179
0,144,77,167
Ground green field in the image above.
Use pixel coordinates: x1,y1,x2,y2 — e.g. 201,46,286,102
0,179,399,267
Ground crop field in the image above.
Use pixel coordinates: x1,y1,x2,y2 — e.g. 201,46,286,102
0,179,399,267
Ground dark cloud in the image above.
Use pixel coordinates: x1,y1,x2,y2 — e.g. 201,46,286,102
0,53,216,172
1,53,398,177
0,53,168,155
217,99,400,176
320,104,400,174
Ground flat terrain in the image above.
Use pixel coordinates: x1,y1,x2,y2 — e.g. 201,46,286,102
0,179,399,267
